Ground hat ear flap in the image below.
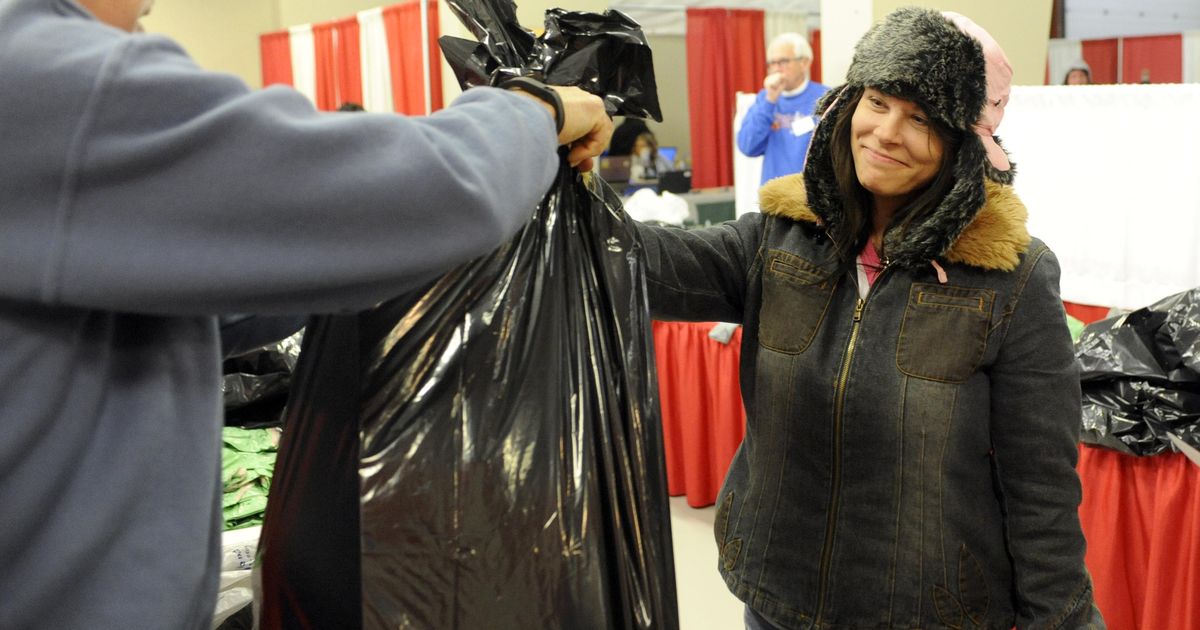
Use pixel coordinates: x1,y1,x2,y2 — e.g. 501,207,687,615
982,135,1016,185
803,84,861,230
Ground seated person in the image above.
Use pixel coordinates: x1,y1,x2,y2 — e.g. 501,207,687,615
630,132,673,182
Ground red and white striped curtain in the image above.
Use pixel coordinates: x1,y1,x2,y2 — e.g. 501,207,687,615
259,0,442,114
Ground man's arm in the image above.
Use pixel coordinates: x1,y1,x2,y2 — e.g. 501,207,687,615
2,33,609,316
737,91,777,157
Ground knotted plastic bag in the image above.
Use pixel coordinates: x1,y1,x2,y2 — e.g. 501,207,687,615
1077,287,1200,456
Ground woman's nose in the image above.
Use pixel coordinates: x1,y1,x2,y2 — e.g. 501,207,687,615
873,113,903,143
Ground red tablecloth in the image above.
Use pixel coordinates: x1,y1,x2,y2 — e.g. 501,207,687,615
651,321,744,508
651,320,1200,630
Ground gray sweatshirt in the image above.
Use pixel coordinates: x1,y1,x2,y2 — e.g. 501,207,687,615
0,0,559,627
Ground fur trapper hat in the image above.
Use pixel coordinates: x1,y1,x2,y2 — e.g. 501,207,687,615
802,7,1016,269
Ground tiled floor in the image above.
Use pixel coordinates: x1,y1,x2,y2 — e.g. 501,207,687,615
668,496,745,629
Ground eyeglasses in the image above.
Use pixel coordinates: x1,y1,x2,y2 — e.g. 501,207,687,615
766,57,802,67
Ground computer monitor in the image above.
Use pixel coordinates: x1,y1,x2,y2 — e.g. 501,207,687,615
598,156,632,183
658,146,677,165
658,170,691,194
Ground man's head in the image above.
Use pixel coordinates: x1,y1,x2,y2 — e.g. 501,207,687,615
77,0,155,32
766,33,813,91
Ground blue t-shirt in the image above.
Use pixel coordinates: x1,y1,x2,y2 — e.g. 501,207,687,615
737,82,829,184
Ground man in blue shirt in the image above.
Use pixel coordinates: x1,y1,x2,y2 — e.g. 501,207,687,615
737,32,829,185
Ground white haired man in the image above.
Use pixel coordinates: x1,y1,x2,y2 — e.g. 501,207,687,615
737,32,829,184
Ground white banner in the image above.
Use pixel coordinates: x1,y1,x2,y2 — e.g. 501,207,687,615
1003,84,1200,309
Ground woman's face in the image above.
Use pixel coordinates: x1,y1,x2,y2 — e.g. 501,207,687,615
850,88,945,208
632,134,654,158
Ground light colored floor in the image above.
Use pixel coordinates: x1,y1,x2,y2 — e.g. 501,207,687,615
669,496,745,630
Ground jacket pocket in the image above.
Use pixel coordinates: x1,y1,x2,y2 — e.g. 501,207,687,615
758,250,836,354
896,283,994,383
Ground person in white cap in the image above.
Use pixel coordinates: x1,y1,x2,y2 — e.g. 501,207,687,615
631,7,1104,629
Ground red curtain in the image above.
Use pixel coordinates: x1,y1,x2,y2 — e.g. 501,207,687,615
312,23,338,110
1078,446,1200,630
383,0,444,115
686,8,766,189
259,30,294,88
1122,34,1182,84
313,18,363,111
1082,39,1119,84
809,28,822,84
652,321,746,507
334,18,363,108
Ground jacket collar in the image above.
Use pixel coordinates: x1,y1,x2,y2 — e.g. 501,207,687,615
758,174,1030,271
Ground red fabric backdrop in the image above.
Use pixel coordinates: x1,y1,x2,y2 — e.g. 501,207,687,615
1082,39,1119,84
259,1,441,114
313,18,363,111
259,30,294,88
1122,34,1182,84
313,23,336,110
1064,300,1110,325
653,320,1200,629
383,0,443,115
653,321,745,507
1078,446,1200,630
686,8,765,190
809,28,821,85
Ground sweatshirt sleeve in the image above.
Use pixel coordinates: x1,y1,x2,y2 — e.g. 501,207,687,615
14,35,559,315
736,91,775,157
633,213,764,323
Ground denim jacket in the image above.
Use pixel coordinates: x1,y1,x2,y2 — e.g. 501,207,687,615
636,175,1102,629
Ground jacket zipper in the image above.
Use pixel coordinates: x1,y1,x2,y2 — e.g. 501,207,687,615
815,293,866,623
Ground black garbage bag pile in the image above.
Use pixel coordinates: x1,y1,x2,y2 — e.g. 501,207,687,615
1077,287,1200,456
256,3,678,629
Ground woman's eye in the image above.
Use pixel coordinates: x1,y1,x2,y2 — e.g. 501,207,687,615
912,115,928,126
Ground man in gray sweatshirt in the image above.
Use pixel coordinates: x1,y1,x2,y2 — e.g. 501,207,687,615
0,0,613,627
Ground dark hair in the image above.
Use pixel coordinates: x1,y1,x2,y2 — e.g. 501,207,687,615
824,88,962,268
337,102,366,112
609,118,651,156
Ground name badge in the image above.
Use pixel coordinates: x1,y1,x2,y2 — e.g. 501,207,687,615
791,115,815,137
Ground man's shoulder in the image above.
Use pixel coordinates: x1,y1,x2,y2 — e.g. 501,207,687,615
800,82,831,100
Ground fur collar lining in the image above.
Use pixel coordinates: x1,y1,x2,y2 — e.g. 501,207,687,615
759,175,1030,271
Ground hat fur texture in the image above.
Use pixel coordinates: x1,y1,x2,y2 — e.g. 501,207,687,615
802,7,1020,270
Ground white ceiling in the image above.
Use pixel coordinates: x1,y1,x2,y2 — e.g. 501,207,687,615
1066,0,1200,38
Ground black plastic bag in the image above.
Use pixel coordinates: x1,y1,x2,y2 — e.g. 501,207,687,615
1077,287,1200,455
221,329,304,427
439,2,662,121
257,3,677,628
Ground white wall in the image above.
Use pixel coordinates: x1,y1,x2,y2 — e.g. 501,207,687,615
141,0,278,88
